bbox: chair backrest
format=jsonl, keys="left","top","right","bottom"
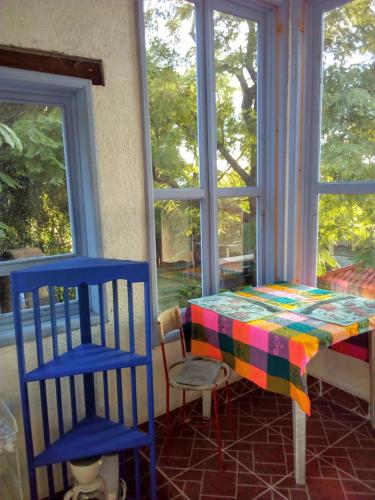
{"left": 157, "top": 306, "right": 186, "bottom": 358}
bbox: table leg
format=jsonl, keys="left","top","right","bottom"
{"left": 318, "top": 379, "right": 323, "bottom": 397}
{"left": 293, "top": 400, "right": 306, "bottom": 485}
{"left": 202, "top": 390, "right": 212, "bottom": 418}
{"left": 370, "top": 330, "right": 375, "bottom": 429}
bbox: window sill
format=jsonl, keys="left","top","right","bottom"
{"left": 0, "top": 312, "right": 101, "bottom": 348}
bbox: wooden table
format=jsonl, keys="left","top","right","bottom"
{"left": 189, "top": 283, "right": 375, "bottom": 484}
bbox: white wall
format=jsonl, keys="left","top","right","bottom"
{"left": 0, "top": 1, "right": 185, "bottom": 497}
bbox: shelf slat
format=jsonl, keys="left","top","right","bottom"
{"left": 33, "top": 416, "right": 151, "bottom": 467}
{"left": 25, "top": 344, "right": 148, "bottom": 381}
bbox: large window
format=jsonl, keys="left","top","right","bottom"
{"left": 0, "top": 68, "right": 101, "bottom": 339}
{"left": 303, "top": 0, "right": 375, "bottom": 296}
{"left": 142, "top": 0, "right": 274, "bottom": 313}
{"left": 0, "top": 103, "right": 74, "bottom": 314}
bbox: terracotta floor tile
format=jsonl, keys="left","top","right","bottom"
{"left": 156, "top": 480, "right": 186, "bottom": 500}
{"left": 189, "top": 449, "right": 239, "bottom": 473}
{"left": 200, "top": 470, "right": 237, "bottom": 497}
{"left": 189, "top": 405, "right": 265, "bottom": 448}
{"left": 236, "top": 388, "right": 292, "bottom": 422}
{"left": 318, "top": 427, "right": 375, "bottom": 491}
{"left": 145, "top": 378, "right": 373, "bottom": 499}
{"left": 155, "top": 426, "right": 219, "bottom": 478}
{"left": 306, "top": 477, "right": 346, "bottom": 500}
{"left": 236, "top": 484, "right": 274, "bottom": 498}
{"left": 173, "top": 478, "right": 202, "bottom": 499}
{"left": 268, "top": 397, "right": 363, "bottom": 455}
{"left": 274, "top": 454, "right": 375, "bottom": 500}
{"left": 324, "top": 386, "right": 369, "bottom": 419}
{"left": 225, "top": 427, "right": 295, "bottom": 485}
{"left": 355, "top": 420, "right": 375, "bottom": 444}
{"left": 345, "top": 494, "right": 375, "bottom": 499}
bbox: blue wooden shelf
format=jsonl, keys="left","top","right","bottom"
{"left": 24, "top": 344, "right": 148, "bottom": 381}
{"left": 33, "top": 416, "right": 151, "bottom": 467}
{"left": 11, "top": 256, "right": 157, "bottom": 500}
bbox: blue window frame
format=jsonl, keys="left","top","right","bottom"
{"left": 0, "top": 67, "right": 102, "bottom": 344}
{"left": 138, "top": 0, "right": 285, "bottom": 321}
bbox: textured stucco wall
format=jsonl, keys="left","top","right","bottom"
{"left": 0, "top": 1, "right": 184, "bottom": 497}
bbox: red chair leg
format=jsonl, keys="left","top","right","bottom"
{"left": 225, "top": 381, "right": 234, "bottom": 418}
{"left": 182, "top": 389, "right": 187, "bottom": 421}
{"left": 225, "top": 381, "right": 236, "bottom": 432}
{"left": 212, "top": 387, "right": 224, "bottom": 471}
{"left": 165, "top": 384, "right": 171, "bottom": 461}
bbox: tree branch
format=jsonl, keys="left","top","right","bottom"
{"left": 217, "top": 141, "right": 253, "bottom": 186}
{"left": 152, "top": 161, "right": 179, "bottom": 188}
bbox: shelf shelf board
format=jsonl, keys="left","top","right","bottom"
{"left": 25, "top": 344, "right": 148, "bottom": 381}
{"left": 33, "top": 415, "right": 151, "bottom": 467}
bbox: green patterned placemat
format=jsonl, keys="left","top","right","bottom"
{"left": 296, "top": 295, "right": 375, "bottom": 326}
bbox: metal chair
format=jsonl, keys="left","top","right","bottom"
{"left": 157, "top": 306, "right": 231, "bottom": 469}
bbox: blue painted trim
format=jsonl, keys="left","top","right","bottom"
{"left": 0, "top": 67, "right": 103, "bottom": 338}
{"left": 11, "top": 257, "right": 157, "bottom": 499}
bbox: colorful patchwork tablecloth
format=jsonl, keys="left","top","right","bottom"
{"left": 189, "top": 282, "right": 375, "bottom": 415}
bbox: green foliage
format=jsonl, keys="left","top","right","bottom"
{"left": 318, "top": 0, "right": 375, "bottom": 274}
{"left": 0, "top": 123, "right": 23, "bottom": 152}
{"left": 0, "top": 103, "right": 72, "bottom": 257}
{"left": 177, "top": 283, "right": 201, "bottom": 308}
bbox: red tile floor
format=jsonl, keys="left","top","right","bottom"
{"left": 129, "top": 377, "right": 375, "bottom": 500}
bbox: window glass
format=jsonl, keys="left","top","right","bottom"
{"left": 0, "top": 277, "right": 76, "bottom": 316}
{"left": 214, "top": 12, "right": 258, "bottom": 188}
{"left": 218, "top": 197, "right": 256, "bottom": 290}
{"left": 320, "top": 0, "right": 375, "bottom": 182}
{"left": 0, "top": 103, "right": 72, "bottom": 257}
{"left": 317, "top": 194, "right": 375, "bottom": 297}
{"left": 144, "top": 0, "right": 199, "bottom": 189}
{"left": 0, "top": 102, "right": 73, "bottom": 314}
{"left": 155, "top": 200, "right": 201, "bottom": 311}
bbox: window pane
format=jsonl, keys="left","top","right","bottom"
{"left": 0, "top": 103, "right": 73, "bottom": 267}
{"left": 214, "top": 12, "right": 258, "bottom": 188}
{"left": 155, "top": 200, "right": 201, "bottom": 311}
{"left": 0, "top": 275, "right": 76, "bottom": 315}
{"left": 145, "top": 0, "right": 199, "bottom": 189}
{"left": 218, "top": 197, "right": 256, "bottom": 290}
{"left": 317, "top": 194, "right": 375, "bottom": 297}
{"left": 320, "top": 0, "right": 375, "bottom": 182}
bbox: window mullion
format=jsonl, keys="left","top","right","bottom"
{"left": 316, "top": 182, "right": 375, "bottom": 195}
{"left": 300, "top": 1, "right": 324, "bottom": 285}
{"left": 205, "top": 0, "right": 220, "bottom": 293}
{"left": 195, "top": 0, "right": 211, "bottom": 297}
{"left": 153, "top": 189, "right": 205, "bottom": 201}
{"left": 216, "top": 187, "right": 262, "bottom": 198}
